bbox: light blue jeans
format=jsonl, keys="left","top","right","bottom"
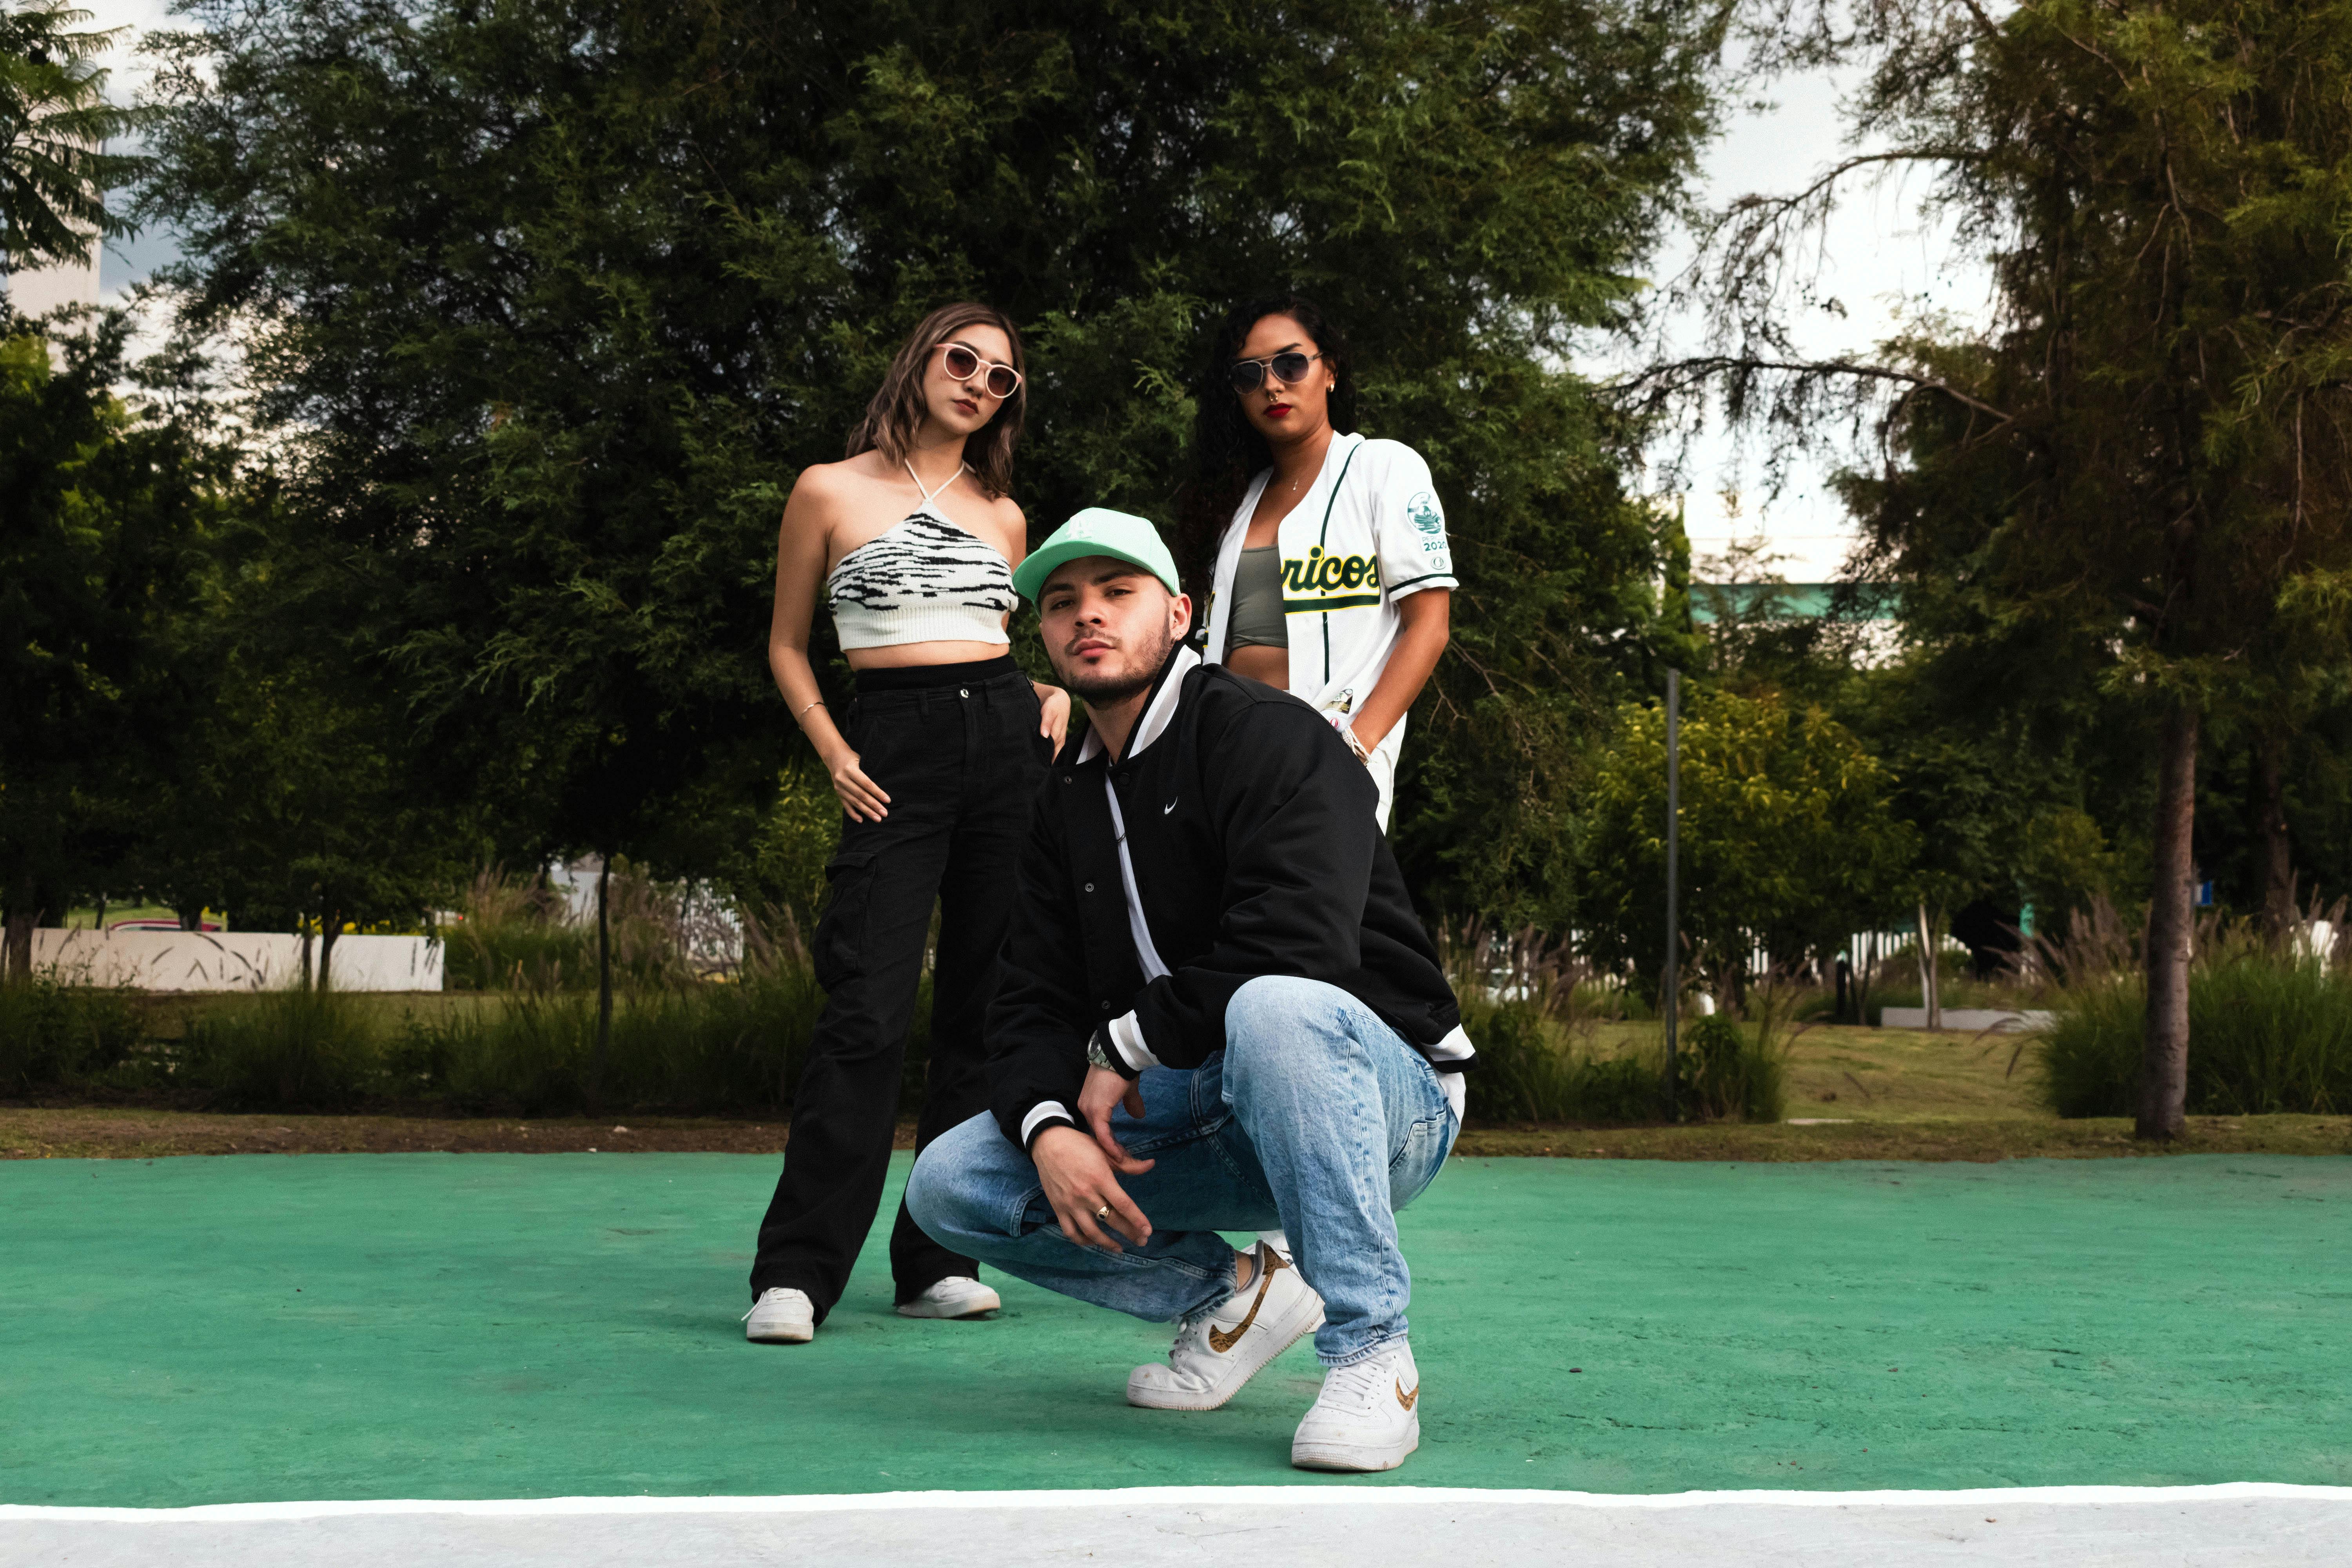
{"left": 905, "top": 975, "right": 1457, "bottom": 1366}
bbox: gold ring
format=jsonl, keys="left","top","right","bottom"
{"left": 1095, "top": 1204, "right": 1112, "bottom": 1220}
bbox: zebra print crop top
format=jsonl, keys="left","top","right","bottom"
{"left": 826, "top": 507, "right": 1018, "bottom": 650}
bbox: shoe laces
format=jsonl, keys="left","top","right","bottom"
{"left": 1321, "top": 1353, "right": 1397, "bottom": 1412}
{"left": 742, "top": 1287, "right": 798, "bottom": 1322}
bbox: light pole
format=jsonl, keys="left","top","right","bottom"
{"left": 1664, "top": 668, "right": 1680, "bottom": 1121}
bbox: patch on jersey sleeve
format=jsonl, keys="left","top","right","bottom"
{"left": 1406, "top": 490, "right": 1445, "bottom": 540}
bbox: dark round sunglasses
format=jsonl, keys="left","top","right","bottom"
{"left": 1228, "top": 350, "right": 1323, "bottom": 394}
{"left": 935, "top": 341, "right": 1023, "bottom": 400}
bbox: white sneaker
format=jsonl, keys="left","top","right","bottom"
{"left": 895, "top": 1275, "right": 1002, "bottom": 1319}
{"left": 1291, "top": 1339, "right": 1422, "bottom": 1472}
{"left": 1127, "top": 1243, "right": 1324, "bottom": 1412}
{"left": 742, "top": 1287, "right": 815, "bottom": 1343}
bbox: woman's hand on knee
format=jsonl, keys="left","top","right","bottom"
{"left": 1033, "top": 1125, "right": 1152, "bottom": 1252}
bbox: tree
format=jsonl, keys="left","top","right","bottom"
{"left": 2, "top": 1, "right": 145, "bottom": 273}
{"left": 138, "top": 0, "right": 1735, "bottom": 978}
{"left": 1582, "top": 685, "right": 1914, "bottom": 1004}
{"left": 0, "top": 314, "right": 221, "bottom": 976}
{"left": 1659, "top": 0, "right": 2352, "bottom": 1138}
{"left": 136, "top": 490, "right": 483, "bottom": 985}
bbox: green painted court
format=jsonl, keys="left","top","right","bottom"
{"left": 3, "top": 1152, "right": 2347, "bottom": 1511}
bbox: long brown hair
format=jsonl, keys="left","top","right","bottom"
{"left": 1173, "top": 293, "right": 1356, "bottom": 586}
{"left": 846, "top": 303, "right": 1027, "bottom": 499}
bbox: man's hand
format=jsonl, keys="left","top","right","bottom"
{"left": 1078, "top": 1063, "right": 1151, "bottom": 1173}
{"left": 1032, "top": 1125, "right": 1152, "bottom": 1252}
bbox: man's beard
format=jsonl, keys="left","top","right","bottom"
{"left": 1058, "top": 625, "right": 1177, "bottom": 705}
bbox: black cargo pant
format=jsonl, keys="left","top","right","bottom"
{"left": 750, "top": 655, "right": 1051, "bottom": 1320}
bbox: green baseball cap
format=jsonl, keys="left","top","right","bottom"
{"left": 1012, "top": 508, "right": 1183, "bottom": 603}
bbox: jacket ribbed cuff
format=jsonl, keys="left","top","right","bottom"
{"left": 1020, "top": 1101, "right": 1078, "bottom": 1152}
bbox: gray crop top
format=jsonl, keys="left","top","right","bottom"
{"left": 1226, "top": 545, "right": 1287, "bottom": 650}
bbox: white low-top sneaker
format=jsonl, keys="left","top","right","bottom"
{"left": 742, "top": 1286, "right": 815, "bottom": 1344}
{"left": 1290, "top": 1339, "right": 1421, "bottom": 1472}
{"left": 1127, "top": 1243, "right": 1324, "bottom": 1412}
{"left": 895, "top": 1276, "right": 1002, "bottom": 1319}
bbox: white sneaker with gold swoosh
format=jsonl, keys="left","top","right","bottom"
{"left": 1126, "top": 1242, "right": 1324, "bottom": 1411}
{"left": 1290, "top": 1339, "right": 1421, "bottom": 1472}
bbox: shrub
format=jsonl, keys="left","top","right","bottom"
{"left": 2038, "top": 947, "right": 2352, "bottom": 1117}
{"left": 1677, "top": 1013, "right": 1786, "bottom": 1123}
{"left": 0, "top": 979, "right": 143, "bottom": 1094}
{"left": 179, "top": 989, "right": 385, "bottom": 1109}
{"left": 394, "top": 949, "right": 857, "bottom": 1116}
{"left": 1464, "top": 996, "right": 1665, "bottom": 1123}
{"left": 1463, "top": 998, "right": 1782, "bottom": 1125}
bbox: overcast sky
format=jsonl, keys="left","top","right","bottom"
{"left": 74, "top": 4, "right": 1994, "bottom": 577}
{"left": 1657, "top": 59, "right": 1995, "bottom": 578}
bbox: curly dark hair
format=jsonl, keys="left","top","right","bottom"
{"left": 1172, "top": 293, "right": 1357, "bottom": 587}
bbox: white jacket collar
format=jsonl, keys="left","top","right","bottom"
{"left": 1076, "top": 646, "right": 1200, "bottom": 765}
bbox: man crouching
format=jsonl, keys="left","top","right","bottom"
{"left": 904, "top": 509, "right": 1474, "bottom": 1473}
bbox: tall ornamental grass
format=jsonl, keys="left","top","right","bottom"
{"left": 180, "top": 988, "right": 384, "bottom": 1107}
{"left": 2039, "top": 949, "right": 2352, "bottom": 1117}
{"left": 2029, "top": 899, "right": 2352, "bottom": 1116}
{"left": 173, "top": 956, "right": 848, "bottom": 1115}
{"left": 440, "top": 866, "right": 694, "bottom": 991}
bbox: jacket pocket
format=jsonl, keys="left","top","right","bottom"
{"left": 811, "top": 849, "right": 878, "bottom": 992}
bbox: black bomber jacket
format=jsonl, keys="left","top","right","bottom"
{"left": 985, "top": 648, "right": 1470, "bottom": 1150}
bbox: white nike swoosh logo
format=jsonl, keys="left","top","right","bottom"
{"left": 1162, "top": 799, "right": 1178, "bottom": 814}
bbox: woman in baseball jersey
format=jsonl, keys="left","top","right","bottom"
{"left": 1177, "top": 294, "right": 1453, "bottom": 829}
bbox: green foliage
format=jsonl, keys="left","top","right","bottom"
{"left": 0, "top": 2, "right": 149, "bottom": 271}
{"left": 0, "top": 314, "right": 225, "bottom": 946}
{"left": 2039, "top": 948, "right": 2352, "bottom": 1118}
{"left": 720, "top": 763, "right": 843, "bottom": 952}
{"left": 0, "top": 975, "right": 140, "bottom": 1092}
{"left": 1458, "top": 995, "right": 1784, "bottom": 1124}
{"left": 179, "top": 987, "right": 380, "bottom": 1108}
{"left": 1461, "top": 997, "right": 1666, "bottom": 1124}
{"left": 136, "top": 0, "right": 1731, "bottom": 915}
{"left": 1675, "top": 1013, "right": 1786, "bottom": 1124}
{"left": 1582, "top": 686, "right": 1915, "bottom": 986}
{"left": 163, "top": 953, "right": 850, "bottom": 1115}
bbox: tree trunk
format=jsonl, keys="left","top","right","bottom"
{"left": 2, "top": 891, "right": 32, "bottom": 984}
{"left": 318, "top": 911, "right": 341, "bottom": 993}
{"left": 2139, "top": 702, "right": 2200, "bottom": 1141}
{"left": 1916, "top": 902, "right": 1942, "bottom": 1030}
{"left": 2257, "top": 734, "right": 2296, "bottom": 946}
{"left": 592, "top": 855, "right": 613, "bottom": 1109}
{"left": 298, "top": 915, "right": 314, "bottom": 993}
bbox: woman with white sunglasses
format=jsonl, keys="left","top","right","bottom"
{"left": 1178, "top": 294, "right": 1454, "bottom": 830}
{"left": 745, "top": 302, "right": 1069, "bottom": 1345}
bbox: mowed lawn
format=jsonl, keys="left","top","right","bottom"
{"left": 4, "top": 1015, "right": 2348, "bottom": 1161}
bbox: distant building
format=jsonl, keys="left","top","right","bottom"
{"left": 4, "top": 237, "right": 103, "bottom": 317}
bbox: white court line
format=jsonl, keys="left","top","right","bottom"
{"left": 7, "top": 1481, "right": 2347, "bottom": 1523}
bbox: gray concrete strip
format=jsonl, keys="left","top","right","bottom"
{"left": 6, "top": 1486, "right": 2348, "bottom": 1567}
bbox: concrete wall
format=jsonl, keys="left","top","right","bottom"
{"left": 1878, "top": 1006, "right": 2053, "bottom": 1033}
{"left": 31, "top": 930, "right": 443, "bottom": 993}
